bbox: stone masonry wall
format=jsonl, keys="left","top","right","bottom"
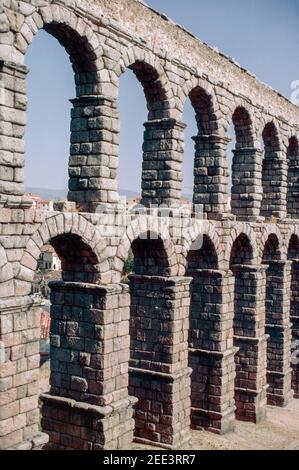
{"left": 0, "top": 0, "right": 299, "bottom": 451}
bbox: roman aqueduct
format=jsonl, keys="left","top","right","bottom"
{"left": 0, "top": 0, "right": 299, "bottom": 450}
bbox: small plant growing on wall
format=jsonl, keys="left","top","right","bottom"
{"left": 122, "top": 249, "right": 134, "bottom": 283}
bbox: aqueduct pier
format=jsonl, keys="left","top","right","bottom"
{"left": 0, "top": 0, "right": 299, "bottom": 450}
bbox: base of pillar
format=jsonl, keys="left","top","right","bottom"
{"left": 129, "top": 366, "right": 191, "bottom": 449}
{"left": 191, "top": 406, "right": 236, "bottom": 435}
{"left": 235, "top": 385, "right": 268, "bottom": 424}
{"left": 267, "top": 366, "right": 293, "bottom": 407}
{"left": 207, "top": 212, "right": 236, "bottom": 221}
{"left": 133, "top": 435, "right": 191, "bottom": 451}
{"left": 40, "top": 393, "right": 137, "bottom": 450}
{"left": 8, "top": 433, "right": 49, "bottom": 451}
{"left": 267, "top": 389, "right": 294, "bottom": 407}
{"left": 189, "top": 347, "right": 237, "bottom": 435}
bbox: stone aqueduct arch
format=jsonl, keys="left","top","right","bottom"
{"left": 0, "top": 0, "right": 299, "bottom": 450}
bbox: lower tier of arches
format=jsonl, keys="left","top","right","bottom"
{"left": 0, "top": 266, "right": 298, "bottom": 450}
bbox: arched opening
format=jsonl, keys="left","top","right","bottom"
{"left": 261, "top": 122, "right": 284, "bottom": 218}
{"left": 24, "top": 23, "right": 98, "bottom": 208}
{"left": 262, "top": 234, "right": 281, "bottom": 262}
{"left": 189, "top": 87, "right": 226, "bottom": 216}
{"left": 287, "top": 136, "right": 299, "bottom": 219}
{"left": 186, "top": 235, "right": 233, "bottom": 432}
{"left": 34, "top": 241, "right": 62, "bottom": 393}
{"left": 37, "top": 233, "right": 99, "bottom": 387}
{"left": 31, "top": 233, "right": 103, "bottom": 448}
{"left": 232, "top": 107, "right": 254, "bottom": 150}
{"left": 118, "top": 60, "right": 172, "bottom": 208}
{"left": 128, "top": 61, "right": 168, "bottom": 120}
{"left": 131, "top": 233, "right": 171, "bottom": 276}
{"left": 287, "top": 234, "right": 299, "bottom": 398}
{"left": 25, "top": 30, "right": 75, "bottom": 196}
{"left": 288, "top": 234, "right": 299, "bottom": 260}
{"left": 189, "top": 87, "right": 217, "bottom": 137}
{"left": 118, "top": 69, "right": 147, "bottom": 203}
{"left": 230, "top": 234, "right": 264, "bottom": 421}
{"left": 127, "top": 233, "right": 190, "bottom": 447}
{"left": 50, "top": 234, "right": 99, "bottom": 283}
{"left": 227, "top": 122, "right": 235, "bottom": 213}
{"left": 230, "top": 107, "right": 255, "bottom": 218}
{"left": 182, "top": 98, "right": 197, "bottom": 203}
{"left": 187, "top": 234, "right": 218, "bottom": 272}
{"left": 230, "top": 233, "right": 253, "bottom": 265}
{"left": 42, "top": 23, "right": 98, "bottom": 76}
{"left": 262, "top": 234, "right": 290, "bottom": 406}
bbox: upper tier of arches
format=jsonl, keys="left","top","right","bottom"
{"left": 1, "top": 1, "right": 299, "bottom": 220}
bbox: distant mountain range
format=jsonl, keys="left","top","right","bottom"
{"left": 25, "top": 187, "right": 140, "bottom": 201}
{"left": 26, "top": 187, "right": 68, "bottom": 200}
{"left": 25, "top": 187, "right": 192, "bottom": 202}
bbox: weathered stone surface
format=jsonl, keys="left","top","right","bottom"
{"left": 0, "top": 0, "right": 299, "bottom": 453}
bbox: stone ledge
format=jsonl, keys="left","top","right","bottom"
{"left": 0, "top": 59, "right": 29, "bottom": 74}
{"left": 40, "top": 393, "right": 137, "bottom": 418}
{"left": 234, "top": 334, "right": 270, "bottom": 344}
{"left": 0, "top": 195, "right": 33, "bottom": 209}
{"left": 8, "top": 433, "right": 49, "bottom": 451}
{"left": 207, "top": 213, "right": 237, "bottom": 222}
{"left": 70, "top": 95, "right": 117, "bottom": 106}
{"left": 187, "top": 268, "right": 234, "bottom": 277}
{"left": 267, "top": 389, "right": 294, "bottom": 407}
{"left": 129, "top": 366, "right": 192, "bottom": 382}
{"left": 144, "top": 118, "right": 186, "bottom": 130}
{"left": 267, "top": 368, "right": 293, "bottom": 377}
{"left": 129, "top": 274, "right": 192, "bottom": 285}
{"left": 0, "top": 295, "right": 41, "bottom": 312}
{"left": 231, "top": 263, "right": 268, "bottom": 272}
{"left": 265, "top": 323, "right": 293, "bottom": 331}
{"left": 49, "top": 281, "right": 128, "bottom": 295}
{"left": 189, "top": 346, "right": 238, "bottom": 359}
{"left": 235, "top": 384, "right": 269, "bottom": 397}
{"left": 191, "top": 406, "right": 236, "bottom": 419}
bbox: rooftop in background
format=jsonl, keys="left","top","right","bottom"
{"left": 25, "top": 193, "right": 54, "bottom": 211}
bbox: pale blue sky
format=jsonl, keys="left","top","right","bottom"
{"left": 25, "top": 0, "right": 299, "bottom": 194}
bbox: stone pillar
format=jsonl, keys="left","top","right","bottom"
{"left": 287, "top": 155, "right": 299, "bottom": 219}
{"left": 192, "top": 134, "right": 230, "bottom": 219}
{"left": 188, "top": 269, "right": 236, "bottom": 434}
{"left": 232, "top": 264, "right": 268, "bottom": 423}
{"left": 69, "top": 95, "right": 119, "bottom": 212}
{"left": 264, "top": 260, "right": 293, "bottom": 406}
{"left": 41, "top": 282, "right": 136, "bottom": 450}
{"left": 261, "top": 152, "right": 287, "bottom": 219}
{"left": 0, "top": 296, "right": 48, "bottom": 450}
{"left": 290, "top": 260, "right": 299, "bottom": 398}
{"left": 231, "top": 147, "right": 263, "bottom": 220}
{"left": 141, "top": 119, "right": 185, "bottom": 208}
{"left": 129, "top": 275, "right": 191, "bottom": 449}
{"left": 0, "top": 60, "right": 27, "bottom": 203}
